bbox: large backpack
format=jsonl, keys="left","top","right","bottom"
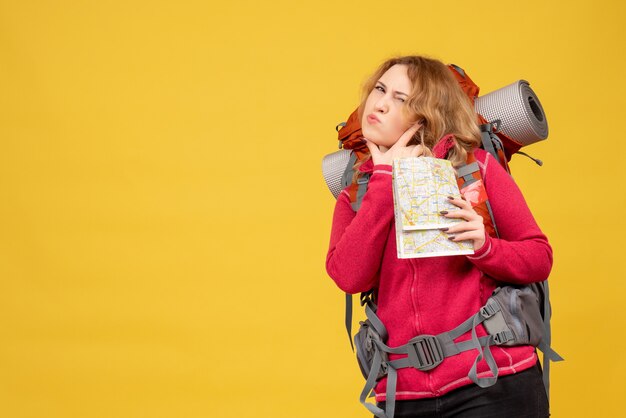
{"left": 322, "top": 65, "right": 563, "bottom": 418}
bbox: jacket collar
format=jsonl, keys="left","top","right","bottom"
{"left": 358, "top": 158, "right": 374, "bottom": 173}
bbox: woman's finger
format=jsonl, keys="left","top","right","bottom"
{"left": 421, "top": 146, "right": 434, "bottom": 157}
{"left": 411, "top": 144, "right": 425, "bottom": 157}
{"left": 447, "top": 230, "right": 482, "bottom": 242}
{"left": 444, "top": 221, "right": 483, "bottom": 235}
{"left": 440, "top": 208, "right": 481, "bottom": 222}
{"left": 447, "top": 229, "right": 486, "bottom": 251}
{"left": 446, "top": 196, "right": 472, "bottom": 210}
{"left": 443, "top": 220, "right": 482, "bottom": 234}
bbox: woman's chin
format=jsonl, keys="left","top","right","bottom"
{"left": 362, "top": 132, "right": 382, "bottom": 146}
{"left": 366, "top": 138, "right": 391, "bottom": 148}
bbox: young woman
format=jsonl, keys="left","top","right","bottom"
{"left": 326, "top": 56, "right": 552, "bottom": 417}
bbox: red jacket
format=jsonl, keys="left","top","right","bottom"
{"left": 325, "top": 148, "right": 553, "bottom": 401}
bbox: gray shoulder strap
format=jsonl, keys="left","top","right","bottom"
{"left": 322, "top": 149, "right": 370, "bottom": 211}
{"left": 537, "top": 280, "right": 564, "bottom": 398}
{"left": 456, "top": 160, "right": 500, "bottom": 238}
{"left": 359, "top": 348, "right": 389, "bottom": 418}
{"left": 479, "top": 123, "right": 501, "bottom": 165}
{"left": 341, "top": 151, "right": 357, "bottom": 190}
{"left": 345, "top": 293, "right": 354, "bottom": 351}
{"left": 352, "top": 173, "right": 371, "bottom": 211}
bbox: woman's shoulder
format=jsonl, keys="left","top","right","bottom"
{"left": 470, "top": 148, "right": 507, "bottom": 176}
{"left": 471, "top": 148, "right": 491, "bottom": 165}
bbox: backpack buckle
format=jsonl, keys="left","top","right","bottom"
{"left": 493, "top": 330, "right": 515, "bottom": 345}
{"left": 357, "top": 175, "right": 370, "bottom": 185}
{"left": 406, "top": 335, "right": 444, "bottom": 371}
{"left": 480, "top": 302, "right": 499, "bottom": 319}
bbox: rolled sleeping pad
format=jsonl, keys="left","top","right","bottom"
{"left": 322, "top": 149, "right": 351, "bottom": 199}
{"left": 475, "top": 80, "right": 549, "bottom": 146}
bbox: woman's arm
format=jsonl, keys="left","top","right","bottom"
{"left": 463, "top": 151, "right": 553, "bottom": 284}
{"left": 325, "top": 165, "right": 395, "bottom": 294}
{"left": 327, "top": 126, "right": 425, "bottom": 293}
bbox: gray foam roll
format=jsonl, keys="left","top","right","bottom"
{"left": 322, "top": 149, "right": 351, "bottom": 198}
{"left": 475, "top": 80, "right": 549, "bottom": 146}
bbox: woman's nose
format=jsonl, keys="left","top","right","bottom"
{"left": 374, "top": 96, "right": 389, "bottom": 113}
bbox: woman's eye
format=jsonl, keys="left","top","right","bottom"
{"left": 375, "top": 85, "right": 385, "bottom": 93}
{"left": 396, "top": 97, "right": 406, "bottom": 103}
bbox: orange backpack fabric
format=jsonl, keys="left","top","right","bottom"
{"left": 456, "top": 152, "right": 498, "bottom": 237}
{"left": 337, "top": 108, "right": 367, "bottom": 154}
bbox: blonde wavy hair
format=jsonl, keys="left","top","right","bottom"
{"left": 353, "top": 56, "right": 481, "bottom": 179}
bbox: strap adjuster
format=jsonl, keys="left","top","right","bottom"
{"left": 357, "top": 174, "right": 370, "bottom": 185}
{"left": 480, "top": 303, "right": 499, "bottom": 319}
{"left": 493, "top": 330, "right": 515, "bottom": 345}
{"left": 406, "top": 335, "right": 444, "bottom": 371}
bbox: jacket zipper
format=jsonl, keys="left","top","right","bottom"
{"left": 408, "top": 258, "right": 436, "bottom": 394}
{"left": 408, "top": 259, "right": 420, "bottom": 336}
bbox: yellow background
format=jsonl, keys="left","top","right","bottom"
{"left": 1, "top": 1, "right": 624, "bottom": 417}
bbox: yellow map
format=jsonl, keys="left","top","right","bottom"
{"left": 392, "top": 157, "right": 474, "bottom": 259}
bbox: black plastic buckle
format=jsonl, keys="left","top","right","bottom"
{"left": 406, "top": 335, "right": 444, "bottom": 371}
{"left": 359, "top": 290, "right": 376, "bottom": 307}
{"left": 480, "top": 304, "right": 498, "bottom": 319}
{"left": 493, "top": 330, "right": 514, "bottom": 345}
{"left": 357, "top": 174, "right": 371, "bottom": 185}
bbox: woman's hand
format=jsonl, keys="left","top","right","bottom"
{"left": 364, "top": 124, "right": 425, "bottom": 166}
{"left": 441, "top": 196, "right": 486, "bottom": 251}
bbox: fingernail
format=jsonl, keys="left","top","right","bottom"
{"left": 447, "top": 236, "right": 455, "bottom": 241}
{"left": 447, "top": 196, "right": 454, "bottom": 200}
{"left": 440, "top": 211, "right": 448, "bottom": 215}
{"left": 441, "top": 227, "right": 449, "bottom": 232}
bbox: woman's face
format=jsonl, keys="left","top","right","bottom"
{"left": 361, "top": 64, "right": 414, "bottom": 148}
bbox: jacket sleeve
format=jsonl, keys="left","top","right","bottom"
{"left": 325, "top": 165, "right": 395, "bottom": 294}
{"left": 466, "top": 152, "right": 553, "bottom": 284}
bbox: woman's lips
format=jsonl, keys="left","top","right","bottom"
{"left": 367, "top": 114, "right": 380, "bottom": 124}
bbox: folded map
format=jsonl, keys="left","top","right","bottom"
{"left": 392, "top": 157, "right": 475, "bottom": 259}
